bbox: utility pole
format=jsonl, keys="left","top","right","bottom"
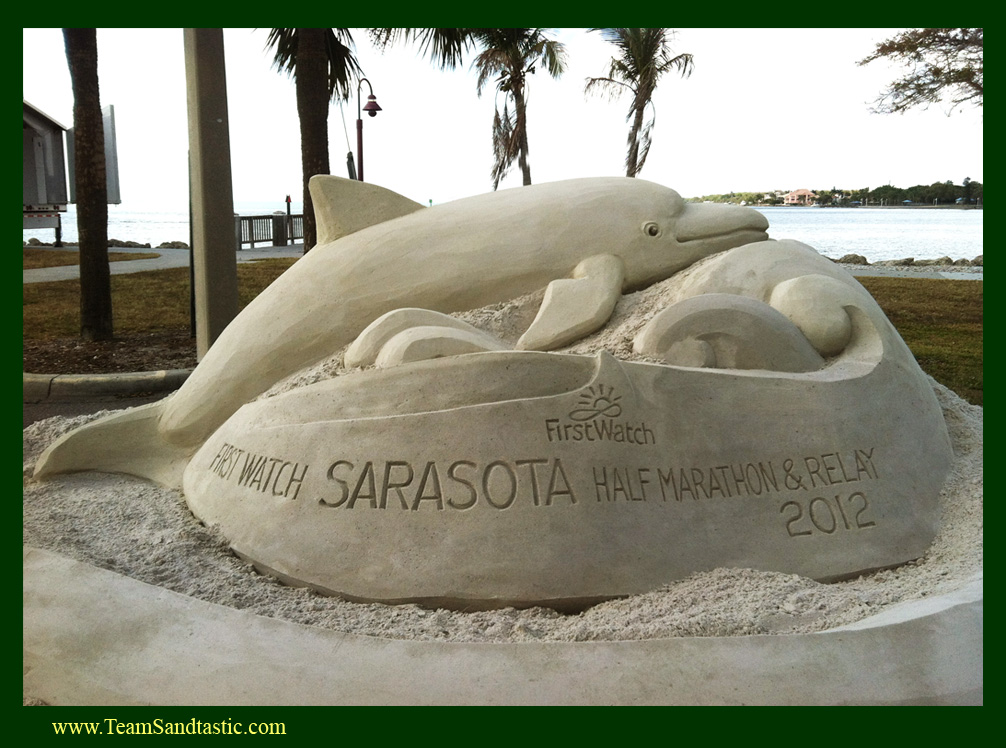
{"left": 183, "top": 28, "right": 239, "bottom": 359}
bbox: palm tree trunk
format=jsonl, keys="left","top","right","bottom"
{"left": 64, "top": 28, "right": 113, "bottom": 340}
{"left": 626, "top": 103, "right": 646, "bottom": 178}
{"left": 296, "top": 28, "right": 330, "bottom": 252}
{"left": 512, "top": 85, "right": 532, "bottom": 186}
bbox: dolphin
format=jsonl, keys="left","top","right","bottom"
{"left": 33, "top": 176, "right": 768, "bottom": 485}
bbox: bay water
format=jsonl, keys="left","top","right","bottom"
{"left": 757, "top": 207, "right": 983, "bottom": 263}
{"left": 24, "top": 202, "right": 983, "bottom": 264}
{"left": 22, "top": 201, "right": 299, "bottom": 251}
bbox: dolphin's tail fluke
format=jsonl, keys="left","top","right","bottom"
{"left": 32, "top": 399, "right": 194, "bottom": 488}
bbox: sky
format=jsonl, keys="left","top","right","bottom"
{"left": 23, "top": 27, "right": 983, "bottom": 212}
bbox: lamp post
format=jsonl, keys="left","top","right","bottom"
{"left": 356, "top": 78, "right": 381, "bottom": 182}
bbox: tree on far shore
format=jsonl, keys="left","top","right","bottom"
{"left": 858, "top": 28, "right": 983, "bottom": 114}
{"left": 64, "top": 28, "right": 113, "bottom": 340}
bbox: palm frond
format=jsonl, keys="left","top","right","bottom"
{"left": 473, "top": 46, "right": 511, "bottom": 95}
{"left": 536, "top": 38, "right": 567, "bottom": 78}
{"left": 584, "top": 75, "right": 631, "bottom": 101}
{"left": 490, "top": 101, "right": 520, "bottom": 190}
{"left": 369, "top": 28, "right": 473, "bottom": 69}
{"left": 263, "top": 28, "right": 362, "bottom": 102}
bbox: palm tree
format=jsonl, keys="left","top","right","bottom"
{"left": 63, "top": 28, "right": 113, "bottom": 340}
{"left": 265, "top": 28, "right": 362, "bottom": 251}
{"left": 372, "top": 28, "right": 566, "bottom": 190}
{"left": 585, "top": 28, "right": 693, "bottom": 178}
{"left": 473, "top": 29, "right": 566, "bottom": 189}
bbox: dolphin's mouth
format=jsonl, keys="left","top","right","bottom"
{"left": 674, "top": 202, "right": 769, "bottom": 245}
{"left": 679, "top": 227, "right": 769, "bottom": 249}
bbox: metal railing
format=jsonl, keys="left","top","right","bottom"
{"left": 235, "top": 214, "right": 304, "bottom": 249}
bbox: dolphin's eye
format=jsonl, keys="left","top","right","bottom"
{"left": 642, "top": 221, "right": 661, "bottom": 237}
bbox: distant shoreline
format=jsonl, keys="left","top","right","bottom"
{"left": 779, "top": 204, "right": 983, "bottom": 210}
{"left": 694, "top": 203, "right": 984, "bottom": 211}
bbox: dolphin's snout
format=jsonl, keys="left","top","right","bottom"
{"left": 674, "top": 202, "right": 769, "bottom": 243}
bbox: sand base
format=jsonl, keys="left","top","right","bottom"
{"left": 23, "top": 377, "right": 981, "bottom": 704}
{"left": 23, "top": 546, "right": 981, "bottom": 705}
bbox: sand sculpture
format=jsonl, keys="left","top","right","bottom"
{"left": 34, "top": 176, "right": 954, "bottom": 611}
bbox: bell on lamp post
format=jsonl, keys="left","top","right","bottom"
{"left": 356, "top": 78, "right": 382, "bottom": 182}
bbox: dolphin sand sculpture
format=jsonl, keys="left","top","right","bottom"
{"left": 34, "top": 176, "right": 769, "bottom": 485}
{"left": 32, "top": 176, "right": 955, "bottom": 610}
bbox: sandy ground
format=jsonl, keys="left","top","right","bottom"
{"left": 23, "top": 266, "right": 983, "bottom": 643}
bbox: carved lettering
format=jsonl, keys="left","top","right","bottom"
{"left": 208, "top": 442, "right": 244, "bottom": 480}
{"left": 803, "top": 449, "right": 880, "bottom": 488}
{"left": 592, "top": 465, "right": 651, "bottom": 502}
{"left": 804, "top": 456, "right": 827, "bottom": 488}
{"left": 321, "top": 460, "right": 353, "bottom": 507}
{"left": 271, "top": 460, "right": 308, "bottom": 500}
{"left": 657, "top": 468, "right": 675, "bottom": 502}
{"left": 546, "top": 459, "right": 576, "bottom": 505}
{"left": 347, "top": 462, "right": 378, "bottom": 509}
{"left": 781, "top": 501, "right": 812, "bottom": 537}
{"left": 544, "top": 418, "right": 655, "bottom": 446}
{"left": 781, "top": 492, "right": 878, "bottom": 537}
{"left": 412, "top": 462, "right": 444, "bottom": 511}
{"left": 446, "top": 461, "right": 478, "bottom": 510}
{"left": 321, "top": 458, "right": 575, "bottom": 511}
{"left": 516, "top": 459, "right": 548, "bottom": 506}
{"left": 809, "top": 497, "right": 837, "bottom": 533}
{"left": 729, "top": 463, "right": 748, "bottom": 496}
{"left": 206, "top": 443, "right": 309, "bottom": 500}
{"left": 851, "top": 491, "right": 876, "bottom": 528}
{"left": 855, "top": 449, "right": 879, "bottom": 480}
{"left": 482, "top": 461, "right": 517, "bottom": 509}
{"left": 207, "top": 444, "right": 883, "bottom": 517}
{"left": 381, "top": 461, "right": 414, "bottom": 510}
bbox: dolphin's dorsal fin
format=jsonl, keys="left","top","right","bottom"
{"left": 309, "top": 175, "right": 426, "bottom": 245}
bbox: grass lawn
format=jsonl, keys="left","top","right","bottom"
{"left": 856, "top": 277, "right": 982, "bottom": 405}
{"left": 23, "top": 259, "right": 983, "bottom": 405}
{"left": 23, "top": 248, "right": 160, "bottom": 269}
{"left": 23, "top": 259, "right": 297, "bottom": 340}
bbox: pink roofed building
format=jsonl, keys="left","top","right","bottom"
{"left": 783, "top": 189, "right": 817, "bottom": 205}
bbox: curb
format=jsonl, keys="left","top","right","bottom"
{"left": 23, "top": 369, "right": 191, "bottom": 402}
{"left": 24, "top": 547, "right": 983, "bottom": 705}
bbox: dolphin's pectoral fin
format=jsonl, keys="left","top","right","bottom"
{"left": 346, "top": 308, "right": 507, "bottom": 369}
{"left": 32, "top": 400, "right": 193, "bottom": 488}
{"left": 768, "top": 274, "right": 873, "bottom": 358}
{"left": 516, "top": 254, "right": 625, "bottom": 352}
{"left": 633, "top": 293, "right": 825, "bottom": 372}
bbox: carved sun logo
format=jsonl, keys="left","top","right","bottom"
{"left": 569, "top": 385, "right": 622, "bottom": 422}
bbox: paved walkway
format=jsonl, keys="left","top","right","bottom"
{"left": 23, "top": 244, "right": 305, "bottom": 284}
